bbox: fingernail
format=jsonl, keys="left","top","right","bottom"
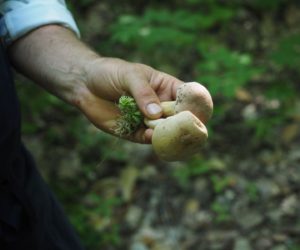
{"left": 146, "top": 103, "right": 162, "bottom": 116}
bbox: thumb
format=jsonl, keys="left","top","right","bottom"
{"left": 128, "top": 79, "right": 162, "bottom": 120}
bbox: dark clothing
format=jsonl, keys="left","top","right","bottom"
{"left": 0, "top": 43, "right": 84, "bottom": 249}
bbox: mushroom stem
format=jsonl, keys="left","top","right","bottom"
{"left": 161, "top": 101, "right": 176, "bottom": 117}
{"left": 144, "top": 118, "right": 165, "bottom": 129}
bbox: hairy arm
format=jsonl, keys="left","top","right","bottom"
{"left": 8, "top": 25, "right": 96, "bottom": 106}
{"left": 8, "top": 25, "right": 183, "bottom": 143}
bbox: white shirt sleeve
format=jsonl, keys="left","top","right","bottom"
{"left": 0, "top": 0, "right": 80, "bottom": 46}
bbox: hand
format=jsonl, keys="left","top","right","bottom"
{"left": 8, "top": 25, "right": 184, "bottom": 144}
{"left": 77, "top": 58, "right": 183, "bottom": 143}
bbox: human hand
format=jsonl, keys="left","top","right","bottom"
{"left": 76, "top": 57, "right": 184, "bottom": 144}
{"left": 8, "top": 25, "right": 211, "bottom": 145}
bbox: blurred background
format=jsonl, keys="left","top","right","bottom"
{"left": 16, "top": 0, "right": 300, "bottom": 249}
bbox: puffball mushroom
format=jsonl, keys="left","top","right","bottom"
{"left": 145, "top": 111, "right": 208, "bottom": 161}
{"left": 161, "top": 82, "right": 213, "bottom": 124}
{"left": 144, "top": 81, "right": 213, "bottom": 161}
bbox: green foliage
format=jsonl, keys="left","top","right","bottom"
{"left": 17, "top": 80, "right": 70, "bottom": 134}
{"left": 264, "top": 83, "right": 297, "bottom": 102}
{"left": 247, "top": 115, "right": 284, "bottom": 141}
{"left": 250, "top": 0, "right": 285, "bottom": 10}
{"left": 172, "top": 157, "right": 226, "bottom": 187}
{"left": 271, "top": 33, "right": 300, "bottom": 70}
{"left": 210, "top": 174, "right": 234, "bottom": 193}
{"left": 110, "top": 4, "right": 235, "bottom": 70}
{"left": 111, "top": 6, "right": 234, "bottom": 48}
{"left": 211, "top": 200, "right": 231, "bottom": 223}
{"left": 110, "top": 4, "right": 264, "bottom": 101}
{"left": 112, "top": 11, "right": 195, "bottom": 49}
{"left": 246, "top": 182, "right": 259, "bottom": 202}
{"left": 288, "top": 244, "right": 300, "bottom": 250}
{"left": 69, "top": 194, "right": 122, "bottom": 248}
{"left": 197, "top": 44, "right": 264, "bottom": 97}
{"left": 246, "top": 83, "right": 298, "bottom": 141}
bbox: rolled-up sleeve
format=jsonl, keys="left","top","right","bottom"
{"left": 0, "top": 0, "right": 80, "bottom": 46}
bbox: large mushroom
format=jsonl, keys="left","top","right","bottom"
{"left": 145, "top": 82, "right": 213, "bottom": 161}
{"left": 145, "top": 111, "right": 208, "bottom": 161}
{"left": 161, "top": 82, "right": 213, "bottom": 124}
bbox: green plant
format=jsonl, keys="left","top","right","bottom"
{"left": 247, "top": 115, "right": 284, "bottom": 141}
{"left": 115, "top": 96, "right": 143, "bottom": 136}
{"left": 172, "top": 157, "right": 225, "bottom": 187}
{"left": 197, "top": 44, "right": 264, "bottom": 98}
{"left": 271, "top": 33, "right": 300, "bottom": 71}
{"left": 211, "top": 200, "right": 231, "bottom": 223}
{"left": 246, "top": 182, "right": 259, "bottom": 202}
{"left": 111, "top": 6, "right": 234, "bottom": 48}
{"left": 69, "top": 194, "right": 123, "bottom": 248}
{"left": 173, "top": 160, "right": 210, "bottom": 187}
{"left": 288, "top": 244, "right": 300, "bottom": 250}
{"left": 210, "top": 174, "right": 235, "bottom": 193}
{"left": 250, "top": 0, "right": 284, "bottom": 10}
{"left": 109, "top": 5, "right": 235, "bottom": 68}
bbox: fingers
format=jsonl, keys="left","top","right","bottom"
{"left": 124, "top": 64, "right": 184, "bottom": 120}
{"left": 131, "top": 84, "right": 162, "bottom": 119}
{"left": 79, "top": 91, "right": 153, "bottom": 144}
{"left": 124, "top": 66, "right": 163, "bottom": 120}
{"left": 150, "top": 71, "right": 184, "bottom": 101}
{"left": 124, "top": 127, "right": 153, "bottom": 144}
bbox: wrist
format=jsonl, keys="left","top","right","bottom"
{"left": 9, "top": 24, "right": 100, "bottom": 107}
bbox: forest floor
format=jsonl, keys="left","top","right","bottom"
{"left": 115, "top": 141, "right": 300, "bottom": 250}
{"left": 20, "top": 1, "right": 300, "bottom": 249}
{"left": 23, "top": 123, "right": 300, "bottom": 250}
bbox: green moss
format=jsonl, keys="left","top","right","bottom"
{"left": 115, "top": 96, "right": 143, "bottom": 136}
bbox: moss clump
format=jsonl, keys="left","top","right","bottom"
{"left": 115, "top": 96, "right": 143, "bottom": 136}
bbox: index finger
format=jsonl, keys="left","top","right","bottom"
{"left": 149, "top": 71, "right": 184, "bottom": 102}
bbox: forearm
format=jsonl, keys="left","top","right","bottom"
{"left": 8, "top": 25, "right": 98, "bottom": 106}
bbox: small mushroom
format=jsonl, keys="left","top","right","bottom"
{"left": 161, "top": 82, "right": 213, "bottom": 124}
{"left": 145, "top": 111, "right": 208, "bottom": 161}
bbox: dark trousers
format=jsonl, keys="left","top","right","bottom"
{"left": 0, "top": 43, "right": 84, "bottom": 250}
